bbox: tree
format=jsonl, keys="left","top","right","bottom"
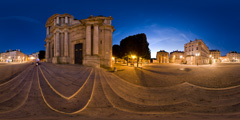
{"left": 120, "top": 33, "right": 151, "bottom": 67}
{"left": 39, "top": 50, "right": 45, "bottom": 60}
{"left": 112, "top": 44, "right": 122, "bottom": 63}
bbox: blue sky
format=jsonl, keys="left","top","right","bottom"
{"left": 0, "top": 0, "right": 239, "bottom": 57}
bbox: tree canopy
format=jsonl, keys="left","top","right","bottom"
{"left": 39, "top": 50, "right": 45, "bottom": 60}
{"left": 120, "top": 33, "right": 150, "bottom": 59}
{"left": 112, "top": 44, "right": 122, "bottom": 58}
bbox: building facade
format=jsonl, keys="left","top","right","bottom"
{"left": 227, "top": 51, "right": 239, "bottom": 62}
{"left": 0, "top": 49, "right": 28, "bottom": 63}
{"left": 220, "top": 56, "right": 229, "bottom": 63}
{"left": 184, "top": 39, "right": 209, "bottom": 65}
{"left": 29, "top": 52, "right": 39, "bottom": 62}
{"left": 45, "top": 14, "right": 114, "bottom": 68}
{"left": 209, "top": 50, "right": 221, "bottom": 63}
{"left": 156, "top": 50, "right": 169, "bottom": 63}
{"left": 169, "top": 50, "right": 184, "bottom": 64}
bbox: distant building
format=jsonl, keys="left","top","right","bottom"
{"left": 0, "top": 49, "right": 28, "bottom": 63}
{"left": 169, "top": 50, "right": 184, "bottom": 64}
{"left": 29, "top": 52, "right": 39, "bottom": 62}
{"left": 156, "top": 50, "right": 169, "bottom": 63}
{"left": 184, "top": 39, "right": 209, "bottom": 65}
{"left": 209, "top": 50, "right": 221, "bottom": 63}
{"left": 45, "top": 14, "right": 114, "bottom": 68}
{"left": 227, "top": 51, "right": 239, "bottom": 62}
{"left": 220, "top": 55, "right": 229, "bottom": 63}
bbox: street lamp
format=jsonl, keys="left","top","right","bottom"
{"left": 131, "top": 55, "right": 136, "bottom": 66}
{"left": 195, "top": 53, "right": 200, "bottom": 66}
{"left": 132, "top": 55, "right": 136, "bottom": 59}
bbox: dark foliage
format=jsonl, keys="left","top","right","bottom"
{"left": 112, "top": 44, "right": 122, "bottom": 58}
{"left": 120, "top": 33, "right": 150, "bottom": 59}
{"left": 39, "top": 50, "right": 45, "bottom": 60}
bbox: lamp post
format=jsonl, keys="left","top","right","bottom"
{"left": 196, "top": 53, "right": 200, "bottom": 66}
{"left": 131, "top": 55, "right": 136, "bottom": 67}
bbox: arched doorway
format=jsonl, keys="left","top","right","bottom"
{"left": 75, "top": 43, "right": 83, "bottom": 64}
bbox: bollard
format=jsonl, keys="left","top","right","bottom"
{"left": 114, "top": 67, "right": 117, "bottom": 72}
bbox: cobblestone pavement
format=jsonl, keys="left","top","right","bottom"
{"left": 0, "top": 63, "right": 240, "bottom": 120}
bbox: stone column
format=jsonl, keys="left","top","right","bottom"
{"left": 93, "top": 25, "right": 99, "bottom": 55}
{"left": 54, "top": 34, "right": 56, "bottom": 57}
{"left": 86, "top": 25, "right": 91, "bottom": 55}
{"left": 161, "top": 56, "right": 162, "bottom": 63}
{"left": 46, "top": 41, "right": 49, "bottom": 59}
{"left": 64, "top": 31, "right": 68, "bottom": 56}
{"left": 47, "top": 27, "right": 49, "bottom": 35}
{"left": 56, "top": 17, "right": 59, "bottom": 24}
{"left": 65, "top": 16, "right": 68, "bottom": 24}
{"left": 56, "top": 32, "right": 60, "bottom": 56}
{"left": 61, "top": 33, "right": 64, "bottom": 56}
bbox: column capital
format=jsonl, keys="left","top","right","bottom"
{"left": 93, "top": 23, "right": 99, "bottom": 26}
{"left": 63, "top": 29, "right": 69, "bottom": 33}
{"left": 55, "top": 30, "right": 61, "bottom": 34}
{"left": 86, "top": 23, "right": 92, "bottom": 26}
{"left": 46, "top": 40, "right": 51, "bottom": 43}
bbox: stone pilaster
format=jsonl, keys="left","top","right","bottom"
{"left": 93, "top": 24, "right": 99, "bottom": 55}
{"left": 64, "top": 31, "right": 68, "bottom": 57}
{"left": 56, "top": 32, "right": 60, "bottom": 56}
{"left": 46, "top": 41, "right": 49, "bottom": 59}
{"left": 56, "top": 17, "right": 59, "bottom": 24}
{"left": 47, "top": 27, "right": 49, "bottom": 35}
{"left": 86, "top": 25, "right": 91, "bottom": 55}
{"left": 65, "top": 16, "right": 68, "bottom": 24}
{"left": 54, "top": 34, "right": 56, "bottom": 57}
{"left": 161, "top": 56, "right": 162, "bottom": 63}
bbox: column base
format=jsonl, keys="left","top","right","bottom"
{"left": 83, "top": 55, "right": 100, "bottom": 68}
{"left": 52, "top": 57, "right": 58, "bottom": 64}
{"left": 52, "top": 57, "right": 70, "bottom": 64}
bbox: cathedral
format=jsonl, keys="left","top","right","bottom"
{"left": 44, "top": 14, "right": 114, "bottom": 68}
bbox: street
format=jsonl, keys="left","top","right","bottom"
{"left": 0, "top": 63, "right": 240, "bottom": 120}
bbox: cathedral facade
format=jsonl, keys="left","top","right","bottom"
{"left": 45, "top": 14, "right": 114, "bottom": 67}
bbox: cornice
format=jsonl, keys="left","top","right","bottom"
{"left": 45, "top": 13, "right": 74, "bottom": 27}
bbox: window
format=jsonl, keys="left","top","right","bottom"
{"left": 196, "top": 47, "right": 198, "bottom": 50}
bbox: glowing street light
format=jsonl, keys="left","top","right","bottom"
{"left": 180, "top": 55, "right": 183, "bottom": 59}
{"left": 132, "top": 55, "right": 136, "bottom": 59}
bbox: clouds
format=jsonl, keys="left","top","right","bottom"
{"left": 141, "top": 24, "right": 199, "bottom": 58}
{"left": 112, "top": 23, "right": 200, "bottom": 58}
{"left": 0, "top": 16, "right": 41, "bottom": 24}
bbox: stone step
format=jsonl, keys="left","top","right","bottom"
{"left": 37, "top": 67, "right": 95, "bottom": 113}
{"left": 0, "top": 66, "right": 34, "bottom": 113}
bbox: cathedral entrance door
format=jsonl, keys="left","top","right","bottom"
{"left": 75, "top": 43, "right": 83, "bottom": 64}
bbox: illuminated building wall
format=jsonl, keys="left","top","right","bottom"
{"left": 169, "top": 50, "right": 185, "bottom": 64}
{"left": 45, "top": 14, "right": 114, "bottom": 68}
{"left": 184, "top": 39, "right": 209, "bottom": 65}
{"left": 209, "top": 50, "right": 221, "bottom": 63}
{"left": 29, "top": 52, "right": 39, "bottom": 62}
{"left": 156, "top": 50, "right": 169, "bottom": 63}
{"left": 227, "top": 51, "right": 240, "bottom": 62}
{"left": 0, "top": 50, "right": 28, "bottom": 63}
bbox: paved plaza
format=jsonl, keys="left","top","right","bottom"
{"left": 0, "top": 63, "right": 240, "bottom": 120}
